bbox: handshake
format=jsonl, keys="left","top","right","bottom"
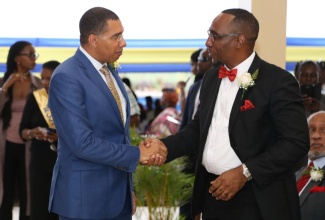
{"left": 138, "top": 138, "right": 168, "bottom": 166}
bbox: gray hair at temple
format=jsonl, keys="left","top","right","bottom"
{"left": 307, "top": 110, "right": 325, "bottom": 123}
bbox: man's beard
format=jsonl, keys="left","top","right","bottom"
{"left": 308, "top": 150, "right": 325, "bottom": 160}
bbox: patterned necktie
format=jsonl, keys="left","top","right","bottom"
{"left": 218, "top": 66, "right": 237, "bottom": 82}
{"left": 100, "top": 65, "right": 124, "bottom": 125}
{"left": 297, "top": 161, "right": 314, "bottom": 193}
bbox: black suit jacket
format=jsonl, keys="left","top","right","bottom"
{"left": 296, "top": 165, "right": 325, "bottom": 220}
{"left": 162, "top": 54, "right": 310, "bottom": 220}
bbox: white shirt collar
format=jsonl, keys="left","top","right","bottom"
{"left": 309, "top": 157, "right": 325, "bottom": 169}
{"left": 79, "top": 46, "right": 105, "bottom": 71}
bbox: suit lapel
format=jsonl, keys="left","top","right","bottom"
{"left": 74, "top": 50, "right": 127, "bottom": 127}
{"left": 300, "top": 166, "right": 325, "bottom": 206}
{"left": 75, "top": 50, "right": 111, "bottom": 102}
{"left": 296, "top": 166, "right": 306, "bottom": 181}
{"left": 229, "top": 55, "right": 261, "bottom": 132}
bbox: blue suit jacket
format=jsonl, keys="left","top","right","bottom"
{"left": 48, "top": 49, "right": 140, "bottom": 219}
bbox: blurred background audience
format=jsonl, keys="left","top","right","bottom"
{"left": 146, "top": 88, "right": 180, "bottom": 138}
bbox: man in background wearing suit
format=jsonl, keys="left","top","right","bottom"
{"left": 144, "top": 8, "right": 309, "bottom": 220}
{"left": 296, "top": 111, "right": 325, "bottom": 220}
{"left": 180, "top": 48, "right": 213, "bottom": 130}
{"left": 48, "top": 7, "right": 166, "bottom": 220}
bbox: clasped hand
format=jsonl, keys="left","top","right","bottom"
{"left": 138, "top": 138, "right": 167, "bottom": 166}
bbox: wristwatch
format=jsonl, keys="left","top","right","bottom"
{"left": 242, "top": 163, "right": 252, "bottom": 181}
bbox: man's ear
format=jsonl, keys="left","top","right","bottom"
{"left": 235, "top": 34, "right": 245, "bottom": 49}
{"left": 88, "top": 34, "right": 98, "bottom": 48}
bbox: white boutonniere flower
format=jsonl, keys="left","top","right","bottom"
{"left": 237, "top": 69, "right": 259, "bottom": 100}
{"left": 109, "top": 62, "right": 121, "bottom": 71}
{"left": 310, "top": 167, "right": 324, "bottom": 182}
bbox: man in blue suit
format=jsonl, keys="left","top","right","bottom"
{"left": 48, "top": 7, "right": 167, "bottom": 220}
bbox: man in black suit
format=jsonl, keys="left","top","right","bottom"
{"left": 144, "top": 8, "right": 309, "bottom": 220}
{"left": 179, "top": 48, "right": 213, "bottom": 220}
{"left": 296, "top": 111, "right": 325, "bottom": 220}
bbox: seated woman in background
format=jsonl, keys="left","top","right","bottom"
{"left": 146, "top": 88, "right": 180, "bottom": 138}
{"left": 19, "top": 60, "right": 60, "bottom": 220}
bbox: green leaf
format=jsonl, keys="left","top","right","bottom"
{"left": 252, "top": 69, "right": 259, "bottom": 80}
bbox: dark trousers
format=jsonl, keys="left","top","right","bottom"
{"left": 29, "top": 154, "right": 58, "bottom": 220}
{"left": 0, "top": 141, "right": 27, "bottom": 220}
{"left": 180, "top": 200, "right": 193, "bottom": 220}
{"left": 201, "top": 172, "right": 262, "bottom": 220}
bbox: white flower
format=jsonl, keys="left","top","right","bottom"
{"left": 310, "top": 167, "right": 324, "bottom": 182}
{"left": 237, "top": 69, "right": 259, "bottom": 100}
{"left": 238, "top": 73, "right": 255, "bottom": 90}
{"left": 114, "top": 62, "right": 121, "bottom": 69}
{"left": 109, "top": 62, "right": 121, "bottom": 71}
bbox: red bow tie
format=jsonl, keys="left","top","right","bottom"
{"left": 218, "top": 66, "right": 237, "bottom": 82}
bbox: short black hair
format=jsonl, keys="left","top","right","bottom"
{"left": 191, "top": 49, "right": 203, "bottom": 63}
{"left": 42, "top": 60, "right": 60, "bottom": 71}
{"left": 298, "top": 60, "right": 319, "bottom": 75}
{"left": 122, "top": 77, "right": 131, "bottom": 88}
{"left": 79, "top": 7, "right": 119, "bottom": 45}
{"left": 222, "top": 8, "right": 259, "bottom": 42}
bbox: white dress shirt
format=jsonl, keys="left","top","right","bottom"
{"left": 202, "top": 52, "right": 256, "bottom": 175}
{"left": 192, "top": 86, "right": 201, "bottom": 119}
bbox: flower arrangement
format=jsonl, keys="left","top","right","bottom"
{"left": 310, "top": 166, "right": 324, "bottom": 182}
{"left": 237, "top": 69, "right": 259, "bottom": 100}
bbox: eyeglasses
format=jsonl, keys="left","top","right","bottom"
{"left": 96, "top": 33, "right": 124, "bottom": 42}
{"left": 207, "top": 30, "right": 239, "bottom": 42}
{"left": 198, "top": 57, "right": 211, "bottom": 62}
{"left": 18, "top": 53, "right": 39, "bottom": 59}
{"left": 111, "top": 34, "right": 124, "bottom": 42}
